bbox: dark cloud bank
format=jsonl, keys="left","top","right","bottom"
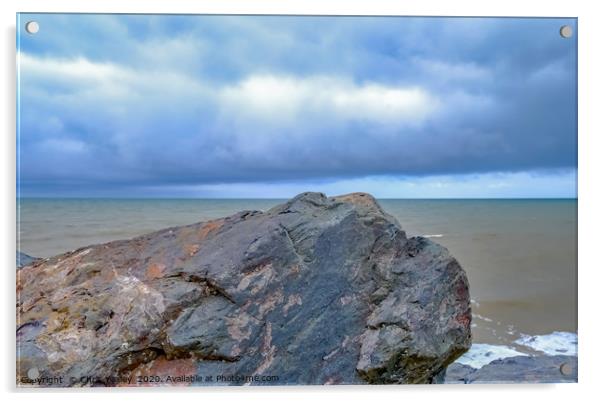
{"left": 17, "top": 15, "right": 577, "bottom": 197}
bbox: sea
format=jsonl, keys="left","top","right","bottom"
{"left": 17, "top": 198, "right": 578, "bottom": 368}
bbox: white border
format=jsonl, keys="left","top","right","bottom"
{"left": 2, "top": 1, "right": 601, "bottom": 400}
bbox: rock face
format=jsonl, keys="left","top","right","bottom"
{"left": 16, "top": 192, "right": 471, "bottom": 386}
{"left": 444, "top": 355, "right": 578, "bottom": 384}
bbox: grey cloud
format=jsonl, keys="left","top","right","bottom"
{"left": 17, "top": 14, "right": 577, "bottom": 195}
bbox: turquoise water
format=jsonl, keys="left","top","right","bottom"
{"left": 17, "top": 198, "right": 577, "bottom": 347}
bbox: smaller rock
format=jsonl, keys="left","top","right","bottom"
{"left": 444, "top": 355, "right": 577, "bottom": 384}
{"left": 443, "top": 363, "right": 476, "bottom": 384}
{"left": 470, "top": 355, "right": 577, "bottom": 383}
{"left": 17, "top": 252, "right": 38, "bottom": 269}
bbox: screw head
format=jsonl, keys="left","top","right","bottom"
{"left": 560, "top": 362, "right": 573, "bottom": 376}
{"left": 560, "top": 25, "right": 573, "bottom": 38}
{"left": 27, "top": 367, "right": 40, "bottom": 380}
{"left": 25, "top": 21, "right": 40, "bottom": 35}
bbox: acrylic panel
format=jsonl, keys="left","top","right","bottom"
{"left": 16, "top": 14, "right": 577, "bottom": 387}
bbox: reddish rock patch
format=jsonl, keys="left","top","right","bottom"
{"left": 125, "top": 356, "right": 197, "bottom": 387}
{"left": 197, "top": 219, "right": 224, "bottom": 241}
{"left": 146, "top": 263, "right": 166, "bottom": 280}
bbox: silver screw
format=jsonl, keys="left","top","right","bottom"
{"left": 559, "top": 362, "right": 573, "bottom": 376}
{"left": 25, "top": 21, "right": 39, "bottom": 35}
{"left": 27, "top": 367, "right": 40, "bottom": 380}
{"left": 559, "top": 25, "right": 573, "bottom": 38}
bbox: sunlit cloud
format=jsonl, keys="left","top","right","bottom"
{"left": 220, "top": 75, "right": 438, "bottom": 125}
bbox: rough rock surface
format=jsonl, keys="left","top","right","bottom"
{"left": 442, "top": 362, "right": 477, "bottom": 384}
{"left": 17, "top": 251, "right": 38, "bottom": 269}
{"left": 17, "top": 192, "right": 471, "bottom": 386}
{"left": 444, "top": 355, "right": 578, "bottom": 384}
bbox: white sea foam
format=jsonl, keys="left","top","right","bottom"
{"left": 455, "top": 343, "right": 527, "bottom": 369}
{"left": 514, "top": 331, "right": 577, "bottom": 356}
{"left": 456, "top": 332, "right": 578, "bottom": 370}
{"left": 473, "top": 313, "right": 493, "bottom": 322}
{"left": 423, "top": 234, "right": 444, "bottom": 238}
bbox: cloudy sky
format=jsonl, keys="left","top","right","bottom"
{"left": 17, "top": 14, "right": 577, "bottom": 198}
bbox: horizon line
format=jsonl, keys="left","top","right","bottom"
{"left": 17, "top": 196, "right": 578, "bottom": 200}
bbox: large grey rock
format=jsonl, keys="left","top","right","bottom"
{"left": 16, "top": 192, "right": 471, "bottom": 386}
{"left": 444, "top": 355, "right": 578, "bottom": 384}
